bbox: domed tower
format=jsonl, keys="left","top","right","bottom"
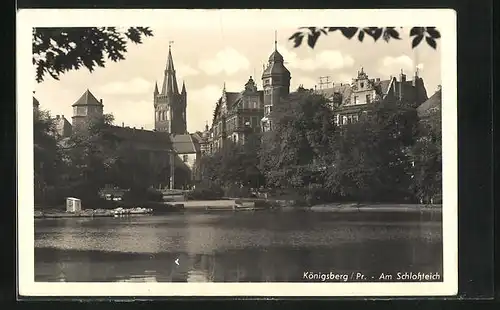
{"left": 154, "top": 43, "right": 187, "bottom": 134}
{"left": 261, "top": 32, "right": 291, "bottom": 131}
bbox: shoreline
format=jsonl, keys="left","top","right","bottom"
{"left": 34, "top": 202, "right": 442, "bottom": 219}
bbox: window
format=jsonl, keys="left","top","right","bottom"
{"left": 360, "top": 82, "right": 364, "bottom": 88}
{"left": 366, "top": 94, "right": 371, "bottom": 103}
{"left": 354, "top": 96, "right": 359, "bottom": 105}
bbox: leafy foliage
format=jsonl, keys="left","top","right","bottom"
{"left": 324, "top": 101, "right": 419, "bottom": 202}
{"left": 410, "top": 110, "right": 442, "bottom": 203}
{"left": 200, "top": 131, "right": 264, "bottom": 192}
{"left": 61, "top": 114, "right": 119, "bottom": 201}
{"left": 259, "top": 92, "right": 337, "bottom": 191}
{"left": 289, "top": 27, "right": 440, "bottom": 49}
{"left": 33, "top": 108, "right": 66, "bottom": 205}
{"left": 33, "top": 27, "right": 153, "bottom": 83}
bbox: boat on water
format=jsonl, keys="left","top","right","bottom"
{"left": 113, "top": 207, "right": 153, "bottom": 216}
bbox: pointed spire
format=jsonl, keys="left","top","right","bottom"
{"left": 161, "top": 41, "right": 179, "bottom": 95}
{"left": 181, "top": 81, "right": 186, "bottom": 94}
{"left": 223, "top": 82, "right": 226, "bottom": 92}
{"left": 274, "top": 30, "right": 277, "bottom": 51}
{"left": 154, "top": 81, "right": 159, "bottom": 94}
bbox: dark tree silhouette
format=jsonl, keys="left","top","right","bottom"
{"left": 289, "top": 27, "right": 440, "bottom": 49}
{"left": 33, "top": 27, "right": 153, "bottom": 83}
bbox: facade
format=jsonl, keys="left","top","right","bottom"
{"left": 154, "top": 45, "right": 187, "bottom": 134}
{"left": 203, "top": 40, "right": 291, "bottom": 154}
{"left": 207, "top": 78, "right": 265, "bottom": 152}
{"left": 317, "top": 68, "right": 429, "bottom": 125}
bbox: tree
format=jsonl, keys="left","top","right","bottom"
{"left": 33, "top": 27, "right": 153, "bottom": 83}
{"left": 62, "top": 114, "right": 119, "bottom": 201}
{"left": 411, "top": 109, "right": 442, "bottom": 203}
{"left": 324, "top": 100, "right": 419, "bottom": 202}
{"left": 33, "top": 108, "right": 65, "bottom": 205}
{"left": 259, "top": 92, "right": 337, "bottom": 199}
{"left": 289, "top": 27, "right": 441, "bottom": 50}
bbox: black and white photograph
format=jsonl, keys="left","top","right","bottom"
{"left": 17, "top": 9, "right": 457, "bottom": 297}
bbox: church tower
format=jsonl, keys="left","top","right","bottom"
{"left": 261, "top": 32, "right": 291, "bottom": 132}
{"left": 154, "top": 44, "right": 187, "bottom": 134}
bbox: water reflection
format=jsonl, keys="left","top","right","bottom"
{"left": 35, "top": 212, "right": 442, "bottom": 282}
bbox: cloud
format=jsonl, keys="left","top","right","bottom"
{"left": 104, "top": 99, "right": 154, "bottom": 129}
{"left": 98, "top": 77, "right": 153, "bottom": 95}
{"left": 186, "top": 85, "right": 222, "bottom": 132}
{"left": 176, "top": 63, "right": 199, "bottom": 80}
{"left": 198, "top": 48, "right": 250, "bottom": 76}
{"left": 378, "top": 54, "right": 421, "bottom": 77}
{"left": 278, "top": 45, "right": 355, "bottom": 72}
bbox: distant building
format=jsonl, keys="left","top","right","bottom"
{"left": 316, "top": 68, "right": 429, "bottom": 125}
{"left": 52, "top": 114, "right": 72, "bottom": 138}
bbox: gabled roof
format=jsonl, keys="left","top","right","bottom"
{"left": 72, "top": 89, "right": 103, "bottom": 107}
{"left": 375, "top": 79, "right": 392, "bottom": 95}
{"left": 170, "top": 134, "right": 198, "bottom": 154}
{"left": 317, "top": 84, "right": 352, "bottom": 105}
{"left": 33, "top": 96, "right": 40, "bottom": 108}
{"left": 417, "top": 89, "right": 441, "bottom": 117}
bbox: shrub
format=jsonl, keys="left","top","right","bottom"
{"left": 123, "top": 188, "right": 163, "bottom": 203}
{"left": 185, "top": 182, "right": 224, "bottom": 200}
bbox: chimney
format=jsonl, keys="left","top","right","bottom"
{"left": 399, "top": 69, "right": 406, "bottom": 82}
{"left": 100, "top": 99, "right": 103, "bottom": 105}
{"left": 141, "top": 127, "right": 144, "bottom": 130}
{"left": 376, "top": 78, "right": 380, "bottom": 82}
{"left": 122, "top": 122, "right": 124, "bottom": 127}
{"left": 56, "top": 115, "right": 60, "bottom": 119}
{"left": 61, "top": 114, "right": 64, "bottom": 119}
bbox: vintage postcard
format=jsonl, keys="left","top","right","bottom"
{"left": 17, "top": 9, "right": 457, "bottom": 297}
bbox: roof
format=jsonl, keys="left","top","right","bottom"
{"left": 317, "top": 84, "right": 352, "bottom": 105}
{"left": 109, "top": 126, "right": 172, "bottom": 145}
{"left": 170, "top": 134, "right": 197, "bottom": 154}
{"left": 375, "top": 79, "right": 392, "bottom": 95}
{"left": 72, "top": 89, "right": 103, "bottom": 107}
{"left": 262, "top": 49, "right": 291, "bottom": 78}
{"left": 417, "top": 89, "right": 441, "bottom": 117}
{"left": 33, "top": 96, "right": 40, "bottom": 108}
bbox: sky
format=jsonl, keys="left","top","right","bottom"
{"left": 33, "top": 15, "right": 442, "bottom": 134}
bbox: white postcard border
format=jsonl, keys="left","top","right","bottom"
{"left": 17, "top": 8, "right": 457, "bottom": 297}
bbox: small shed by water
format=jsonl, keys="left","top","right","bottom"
{"left": 66, "top": 197, "right": 82, "bottom": 213}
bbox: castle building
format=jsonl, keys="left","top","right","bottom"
{"left": 199, "top": 38, "right": 291, "bottom": 153}
{"left": 317, "top": 68, "right": 428, "bottom": 125}
{"left": 154, "top": 45, "right": 187, "bottom": 134}
{"left": 261, "top": 39, "right": 291, "bottom": 132}
{"left": 40, "top": 46, "right": 201, "bottom": 190}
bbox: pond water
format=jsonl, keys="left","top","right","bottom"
{"left": 34, "top": 211, "right": 443, "bottom": 282}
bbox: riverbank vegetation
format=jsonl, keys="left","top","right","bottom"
{"left": 199, "top": 89, "right": 442, "bottom": 206}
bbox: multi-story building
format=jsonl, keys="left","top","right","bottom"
{"left": 208, "top": 77, "right": 265, "bottom": 151}
{"left": 317, "top": 68, "right": 428, "bottom": 125}
{"left": 204, "top": 40, "right": 291, "bottom": 153}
